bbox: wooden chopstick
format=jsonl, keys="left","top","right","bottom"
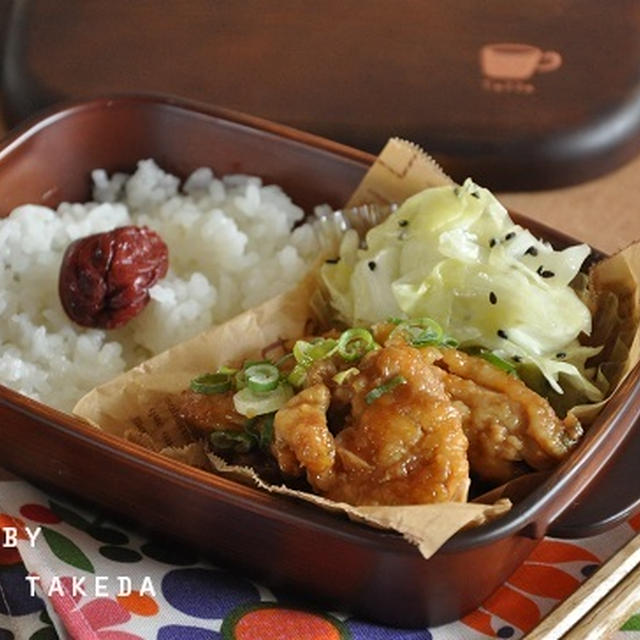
{"left": 524, "top": 531, "right": 640, "bottom": 639}
{"left": 564, "top": 562, "right": 640, "bottom": 639}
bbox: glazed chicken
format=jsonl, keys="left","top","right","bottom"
{"left": 273, "top": 343, "right": 470, "bottom": 505}
{"left": 438, "top": 349, "right": 583, "bottom": 483}
{"left": 179, "top": 390, "right": 245, "bottom": 435}
{"left": 179, "top": 322, "right": 584, "bottom": 506}
{"left": 271, "top": 337, "right": 583, "bottom": 494}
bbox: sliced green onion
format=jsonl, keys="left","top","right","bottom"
{"left": 244, "top": 362, "right": 280, "bottom": 393}
{"left": 246, "top": 414, "right": 275, "bottom": 451}
{"left": 233, "top": 383, "right": 294, "bottom": 418}
{"left": 411, "top": 318, "right": 444, "bottom": 345}
{"left": 293, "top": 338, "right": 337, "bottom": 366}
{"left": 243, "top": 359, "right": 273, "bottom": 370}
{"left": 287, "top": 363, "right": 308, "bottom": 389}
{"left": 309, "top": 338, "right": 338, "bottom": 360}
{"left": 479, "top": 351, "right": 519, "bottom": 376}
{"left": 259, "top": 414, "right": 275, "bottom": 450}
{"left": 293, "top": 340, "right": 314, "bottom": 366}
{"left": 391, "top": 317, "right": 443, "bottom": 347}
{"left": 389, "top": 317, "right": 459, "bottom": 349}
{"left": 332, "top": 367, "right": 360, "bottom": 385}
{"left": 288, "top": 337, "right": 339, "bottom": 388}
{"left": 210, "top": 429, "right": 254, "bottom": 453}
{"left": 337, "top": 328, "right": 376, "bottom": 361}
{"left": 190, "top": 372, "right": 233, "bottom": 394}
{"left": 235, "top": 360, "right": 272, "bottom": 390}
{"left": 234, "top": 370, "right": 247, "bottom": 390}
{"left": 365, "top": 375, "right": 407, "bottom": 404}
{"left": 217, "top": 365, "right": 238, "bottom": 376}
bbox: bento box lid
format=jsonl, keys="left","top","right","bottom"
{"left": 2, "top": 0, "right": 640, "bottom": 190}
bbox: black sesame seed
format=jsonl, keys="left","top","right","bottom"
{"left": 497, "top": 329, "right": 508, "bottom": 339}
{"left": 505, "top": 232, "right": 516, "bottom": 241}
{"left": 489, "top": 238, "right": 497, "bottom": 248}
{"left": 325, "top": 258, "right": 340, "bottom": 264}
{"left": 556, "top": 352, "right": 567, "bottom": 359}
{"left": 398, "top": 219, "right": 409, "bottom": 227}
{"left": 471, "top": 191, "right": 480, "bottom": 199}
{"left": 525, "top": 246, "right": 538, "bottom": 256}
{"left": 367, "top": 261, "right": 377, "bottom": 271}
{"left": 489, "top": 291, "right": 497, "bottom": 305}
{"left": 512, "top": 355, "right": 522, "bottom": 363}
{"left": 536, "top": 265, "right": 555, "bottom": 277}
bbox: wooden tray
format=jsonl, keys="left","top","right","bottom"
{"left": 2, "top": 0, "right": 640, "bottom": 190}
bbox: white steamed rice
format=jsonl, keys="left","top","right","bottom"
{"left": 0, "top": 159, "right": 327, "bottom": 412}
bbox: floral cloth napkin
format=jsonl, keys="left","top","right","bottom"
{"left": 0, "top": 477, "right": 639, "bottom": 640}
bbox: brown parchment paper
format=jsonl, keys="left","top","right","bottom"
{"left": 73, "top": 137, "right": 640, "bottom": 560}
{"left": 346, "top": 138, "right": 453, "bottom": 207}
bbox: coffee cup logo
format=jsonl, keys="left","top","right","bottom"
{"left": 480, "top": 43, "right": 562, "bottom": 94}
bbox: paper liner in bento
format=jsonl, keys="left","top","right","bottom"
{"left": 209, "top": 453, "right": 510, "bottom": 560}
{"left": 571, "top": 242, "right": 640, "bottom": 423}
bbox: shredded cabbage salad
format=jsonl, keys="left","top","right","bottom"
{"left": 321, "top": 179, "right": 603, "bottom": 402}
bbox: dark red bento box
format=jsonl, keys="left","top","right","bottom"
{"left": 1, "top": 94, "right": 640, "bottom": 628}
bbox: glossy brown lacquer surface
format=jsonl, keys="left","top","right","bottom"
{"left": 3, "top": 1, "right": 640, "bottom": 190}
{"left": 1, "top": 95, "right": 640, "bottom": 627}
